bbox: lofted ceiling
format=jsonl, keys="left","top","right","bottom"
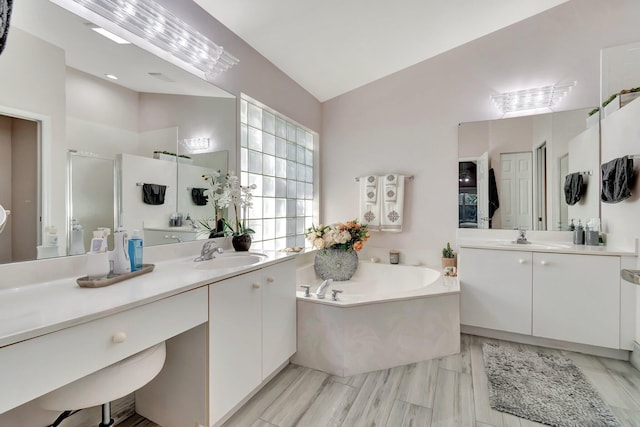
{"left": 194, "top": 0, "right": 569, "bottom": 102}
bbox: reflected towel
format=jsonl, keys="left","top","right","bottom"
{"left": 601, "top": 156, "right": 634, "bottom": 204}
{"left": 142, "top": 183, "right": 166, "bottom": 205}
{"left": 381, "top": 174, "right": 404, "bottom": 232}
{"left": 191, "top": 187, "right": 209, "bottom": 206}
{"left": 359, "top": 175, "right": 381, "bottom": 230}
{"left": 564, "top": 173, "right": 584, "bottom": 206}
{"left": 488, "top": 168, "right": 500, "bottom": 219}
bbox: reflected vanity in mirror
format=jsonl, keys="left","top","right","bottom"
{"left": 458, "top": 107, "right": 599, "bottom": 231}
{"left": 0, "top": 0, "right": 237, "bottom": 264}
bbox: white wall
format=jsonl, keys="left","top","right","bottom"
{"left": 321, "top": 0, "right": 640, "bottom": 268}
{"left": 567, "top": 125, "right": 600, "bottom": 222}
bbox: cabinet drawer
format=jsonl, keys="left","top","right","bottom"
{"left": 0, "top": 286, "right": 207, "bottom": 414}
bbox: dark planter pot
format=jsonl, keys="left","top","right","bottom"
{"left": 232, "top": 234, "right": 252, "bottom": 251}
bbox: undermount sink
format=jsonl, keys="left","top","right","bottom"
{"left": 494, "top": 241, "right": 571, "bottom": 250}
{"left": 195, "top": 253, "right": 266, "bottom": 270}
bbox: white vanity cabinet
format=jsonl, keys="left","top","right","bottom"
{"left": 532, "top": 252, "right": 620, "bottom": 348}
{"left": 208, "top": 258, "right": 296, "bottom": 426}
{"left": 459, "top": 248, "right": 533, "bottom": 335}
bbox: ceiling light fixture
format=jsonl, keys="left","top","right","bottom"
{"left": 88, "top": 25, "right": 131, "bottom": 44}
{"left": 491, "top": 82, "right": 576, "bottom": 114}
{"left": 51, "top": 0, "right": 239, "bottom": 81}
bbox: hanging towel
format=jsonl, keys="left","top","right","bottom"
{"left": 142, "top": 183, "right": 166, "bottom": 205}
{"left": 191, "top": 187, "right": 209, "bottom": 206}
{"left": 601, "top": 156, "right": 634, "bottom": 203}
{"left": 381, "top": 174, "right": 404, "bottom": 232}
{"left": 563, "top": 173, "right": 584, "bottom": 206}
{"left": 359, "top": 175, "right": 381, "bottom": 230}
{"left": 488, "top": 168, "right": 500, "bottom": 219}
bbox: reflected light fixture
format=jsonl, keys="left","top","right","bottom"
{"left": 182, "top": 137, "right": 211, "bottom": 151}
{"left": 51, "top": 0, "right": 239, "bottom": 81}
{"left": 105, "top": 73, "right": 118, "bottom": 80}
{"left": 491, "top": 82, "right": 576, "bottom": 114}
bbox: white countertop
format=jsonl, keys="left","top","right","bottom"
{"left": 0, "top": 251, "right": 297, "bottom": 348}
{"left": 458, "top": 239, "right": 637, "bottom": 256}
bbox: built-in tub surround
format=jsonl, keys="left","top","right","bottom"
{"left": 293, "top": 258, "right": 460, "bottom": 377}
{"left": 0, "top": 238, "right": 298, "bottom": 425}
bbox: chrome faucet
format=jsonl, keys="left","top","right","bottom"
{"left": 194, "top": 240, "right": 223, "bottom": 262}
{"left": 515, "top": 228, "right": 529, "bottom": 244}
{"left": 316, "top": 278, "right": 333, "bottom": 299}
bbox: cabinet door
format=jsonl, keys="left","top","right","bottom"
{"left": 209, "top": 270, "right": 262, "bottom": 425}
{"left": 533, "top": 253, "right": 620, "bottom": 348}
{"left": 460, "top": 248, "right": 532, "bottom": 335}
{"left": 262, "top": 259, "right": 297, "bottom": 379}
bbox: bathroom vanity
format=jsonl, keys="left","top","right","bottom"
{"left": 0, "top": 246, "right": 297, "bottom": 427}
{"left": 458, "top": 237, "right": 637, "bottom": 357}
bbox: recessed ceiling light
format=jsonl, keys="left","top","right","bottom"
{"left": 87, "top": 24, "right": 131, "bottom": 45}
{"left": 105, "top": 74, "right": 118, "bottom": 80}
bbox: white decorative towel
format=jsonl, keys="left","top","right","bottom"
{"left": 359, "top": 175, "right": 381, "bottom": 230}
{"left": 381, "top": 174, "right": 404, "bottom": 232}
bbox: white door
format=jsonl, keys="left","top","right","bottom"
{"left": 500, "top": 152, "right": 533, "bottom": 229}
{"left": 476, "top": 152, "right": 489, "bottom": 229}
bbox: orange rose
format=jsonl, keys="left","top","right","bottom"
{"left": 353, "top": 241, "right": 364, "bottom": 251}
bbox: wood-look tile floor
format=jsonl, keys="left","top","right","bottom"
{"left": 122, "top": 334, "right": 640, "bottom": 427}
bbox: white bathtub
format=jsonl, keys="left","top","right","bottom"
{"left": 292, "top": 261, "right": 461, "bottom": 377}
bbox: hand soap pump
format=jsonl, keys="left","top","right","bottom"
{"left": 113, "top": 228, "right": 131, "bottom": 275}
{"left": 128, "top": 229, "right": 143, "bottom": 272}
{"left": 573, "top": 220, "right": 585, "bottom": 245}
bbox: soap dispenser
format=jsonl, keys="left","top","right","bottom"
{"left": 113, "top": 228, "right": 131, "bottom": 275}
{"left": 573, "top": 220, "right": 584, "bottom": 245}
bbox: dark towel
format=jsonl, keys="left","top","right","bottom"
{"left": 191, "top": 188, "right": 209, "bottom": 206}
{"left": 142, "top": 183, "right": 166, "bottom": 205}
{"left": 564, "top": 173, "right": 584, "bottom": 205}
{"left": 601, "top": 156, "right": 634, "bottom": 203}
{"left": 488, "top": 168, "right": 500, "bottom": 219}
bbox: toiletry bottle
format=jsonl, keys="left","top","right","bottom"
{"left": 573, "top": 220, "right": 584, "bottom": 245}
{"left": 87, "top": 230, "right": 110, "bottom": 280}
{"left": 44, "top": 226, "right": 58, "bottom": 247}
{"left": 569, "top": 219, "right": 575, "bottom": 231}
{"left": 128, "top": 229, "right": 144, "bottom": 272}
{"left": 113, "top": 228, "right": 131, "bottom": 275}
{"left": 70, "top": 220, "right": 86, "bottom": 255}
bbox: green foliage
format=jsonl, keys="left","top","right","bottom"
{"left": 442, "top": 242, "right": 455, "bottom": 258}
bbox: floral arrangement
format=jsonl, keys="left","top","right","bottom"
{"left": 305, "top": 220, "right": 370, "bottom": 252}
{"left": 198, "top": 172, "right": 257, "bottom": 236}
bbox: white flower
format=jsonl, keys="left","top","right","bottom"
{"left": 313, "top": 238, "right": 325, "bottom": 249}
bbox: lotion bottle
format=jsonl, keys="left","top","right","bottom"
{"left": 128, "top": 229, "right": 143, "bottom": 272}
{"left": 113, "top": 228, "right": 131, "bottom": 275}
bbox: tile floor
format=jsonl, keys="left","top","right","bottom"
{"left": 122, "top": 334, "right": 640, "bottom": 427}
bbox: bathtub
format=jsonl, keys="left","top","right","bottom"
{"left": 292, "top": 260, "right": 460, "bottom": 377}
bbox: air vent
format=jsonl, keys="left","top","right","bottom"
{"left": 148, "top": 72, "right": 175, "bottom": 83}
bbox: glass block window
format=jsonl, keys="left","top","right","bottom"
{"left": 240, "top": 96, "right": 316, "bottom": 251}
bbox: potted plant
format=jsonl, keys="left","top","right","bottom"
{"left": 218, "top": 173, "right": 256, "bottom": 251}
{"left": 305, "top": 220, "right": 370, "bottom": 281}
{"left": 442, "top": 242, "right": 456, "bottom": 268}
{"left": 197, "top": 171, "right": 226, "bottom": 238}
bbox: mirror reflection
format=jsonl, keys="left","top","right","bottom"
{"left": 0, "top": 0, "right": 236, "bottom": 264}
{"left": 458, "top": 107, "right": 599, "bottom": 231}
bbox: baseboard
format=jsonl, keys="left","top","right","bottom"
{"left": 461, "top": 325, "right": 630, "bottom": 361}
{"left": 630, "top": 341, "right": 640, "bottom": 371}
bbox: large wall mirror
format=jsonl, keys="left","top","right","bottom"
{"left": 0, "top": 0, "right": 237, "bottom": 265}
{"left": 458, "top": 107, "right": 599, "bottom": 231}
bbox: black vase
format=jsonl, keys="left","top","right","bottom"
{"left": 232, "top": 234, "right": 252, "bottom": 251}
{"left": 208, "top": 219, "right": 226, "bottom": 238}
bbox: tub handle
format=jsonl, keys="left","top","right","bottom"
{"left": 300, "top": 285, "right": 311, "bottom": 297}
{"left": 331, "top": 289, "right": 343, "bottom": 301}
